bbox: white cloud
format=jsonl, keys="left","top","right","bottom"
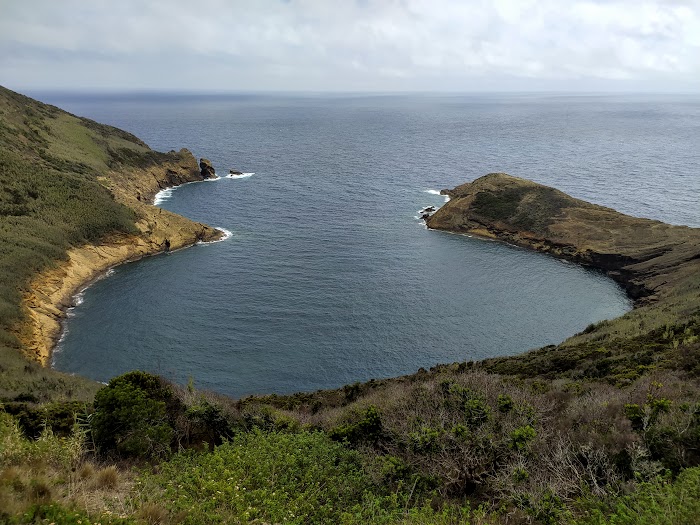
{"left": 0, "top": 0, "right": 698, "bottom": 91}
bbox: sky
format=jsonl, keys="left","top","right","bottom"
{"left": 1, "top": 0, "right": 699, "bottom": 93}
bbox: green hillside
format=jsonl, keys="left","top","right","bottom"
{"left": 2, "top": 89, "right": 699, "bottom": 524}
{"left": 0, "top": 86, "right": 214, "bottom": 403}
{"left": 0, "top": 86, "right": 146, "bottom": 403}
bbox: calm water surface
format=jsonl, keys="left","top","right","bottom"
{"left": 40, "top": 93, "right": 699, "bottom": 398}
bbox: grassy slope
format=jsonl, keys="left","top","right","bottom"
{"left": 0, "top": 85, "right": 215, "bottom": 403}
{"left": 422, "top": 173, "right": 700, "bottom": 382}
{"left": 2, "top": 91, "right": 700, "bottom": 524}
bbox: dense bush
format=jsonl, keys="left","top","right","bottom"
{"left": 2, "top": 400, "right": 88, "bottom": 438}
{"left": 91, "top": 371, "right": 240, "bottom": 458}
{"left": 330, "top": 404, "right": 384, "bottom": 445}
{"left": 91, "top": 371, "right": 179, "bottom": 458}
{"left": 141, "top": 430, "right": 372, "bottom": 524}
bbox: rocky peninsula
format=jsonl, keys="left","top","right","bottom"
{"left": 426, "top": 173, "right": 700, "bottom": 343}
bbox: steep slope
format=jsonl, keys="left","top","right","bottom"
{"left": 0, "top": 86, "right": 221, "bottom": 401}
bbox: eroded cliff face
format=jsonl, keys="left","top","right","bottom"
{"left": 427, "top": 173, "right": 700, "bottom": 340}
{"left": 20, "top": 150, "right": 222, "bottom": 365}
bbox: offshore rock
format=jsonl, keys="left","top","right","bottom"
{"left": 200, "top": 158, "right": 216, "bottom": 179}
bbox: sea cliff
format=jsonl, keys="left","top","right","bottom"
{"left": 20, "top": 152, "right": 222, "bottom": 365}
{"left": 0, "top": 85, "right": 222, "bottom": 368}
{"left": 427, "top": 173, "right": 700, "bottom": 343}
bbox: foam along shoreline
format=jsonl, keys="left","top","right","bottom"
{"left": 48, "top": 223, "right": 231, "bottom": 367}
{"left": 153, "top": 172, "right": 254, "bottom": 205}
{"left": 153, "top": 174, "right": 228, "bottom": 205}
{"left": 425, "top": 173, "right": 700, "bottom": 339}
{"left": 22, "top": 159, "right": 225, "bottom": 366}
{"left": 424, "top": 189, "right": 450, "bottom": 202}
{"left": 24, "top": 225, "right": 223, "bottom": 366}
{"left": 45, "top": 167, "right": 234, "bottom": 367}
{"left": 199, "top": 227, "right": 233, "bottom": 244}
{"left": 52, "top": 267, "right": 116, "bottom": 365}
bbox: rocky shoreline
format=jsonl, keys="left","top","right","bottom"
{"left": 19, "top": 151, "right": 223, "bottom": 365}
{"left": 426, "top": 173, "right": 700, "bottom": 342}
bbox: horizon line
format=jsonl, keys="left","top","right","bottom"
{"left": 17, "top": 87, "right": 700, "bottom": 98}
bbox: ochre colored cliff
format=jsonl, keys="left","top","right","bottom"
{"left": 20, "top": 151, "right": 221, "bottom": 365}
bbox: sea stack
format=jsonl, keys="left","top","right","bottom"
{"left": 200, "top": 158, "right": 216, "bottom": 179}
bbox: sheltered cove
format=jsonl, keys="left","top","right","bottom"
{"left": 28, "top": 171, "right": 700, "bottom": 372}
{"left": 20, "top": 153, "right": 223, "bottom": 365}
{"left": 426, "top": 173, "right": 700, "bottom": 348}
{"left": 6, "top": 80, "right": 697, "bottom": 378}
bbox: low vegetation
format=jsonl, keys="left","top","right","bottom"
{"left": 2, "top": 367, "right": 700, "bottom": 524}
{"left": 2, "top": 86, "right": 700, "bottom": 523}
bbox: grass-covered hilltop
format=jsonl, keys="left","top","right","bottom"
{"left": 1, "top": 86, "right": 699, "bottom": 525}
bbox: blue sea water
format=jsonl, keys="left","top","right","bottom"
{"left": 41, "top": 92, "right": 700, "bottom": 398}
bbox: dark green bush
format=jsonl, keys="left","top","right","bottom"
{"left": 185, "top": 399, "right": 233, "bottom": 447}
{"left": 497, "top": 393, "right": 514, "bottom": 413}
{"left": 330, "top": 404, "right": 384, "bottom": 445}
{"left": 509, "top": 425, "right": 536, "bottom": 451}
{"left": 91, "top": 371, "right": 177, "bottom": 458}
{"left": 2, "top": 400, "right": 88, "bottom": 438}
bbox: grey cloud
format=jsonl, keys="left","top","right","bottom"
{"left": 0, "top": 0, "right": 698, "bottom": 92}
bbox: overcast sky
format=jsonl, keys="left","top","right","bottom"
{"left": 1, "top": 0, "right": 699, "bottom": 93}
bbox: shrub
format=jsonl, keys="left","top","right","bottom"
{"left": 510, "top": 425, "right": 536, "bottom": 451}
{"left": 140, "top": 430, "right": 372, "bottom": 524}
{"left": 497, "top": 394, "right": 514, "bottom": 413}
{"left": 184, "top": 399, "right": 233, "bottom": 447}
{"left": 93, "top": 465, "right": 119, "bottom": 490}
{"left": 330, "top": 405, "right": 384, "bottom": 445}
{"left": 573, "top": 467, "right": 700, "bottom": 525}
{"left": 91, "top": 371, "right": 177, "bottom": 458}
{"left": 409, "top": 426, "right": 441, "bottom": 454}
{"left": 2, "top": 401, "right": 88, "bottom": 439}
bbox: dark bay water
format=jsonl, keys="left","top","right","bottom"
{"left": 43, "top": 93, "right": 700, "bottom": 398}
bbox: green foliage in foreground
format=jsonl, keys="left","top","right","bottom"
{"left": 140, "top": 429, "right": 491, "bottom": 525}
{"left": 140, "top": 430, "right": 371, "bottom": 524}
{"left": 5, "top": 379, "right": 700, "bottom": 525}
{"left": 6, "top": 504, "right": 134, "bottom": 525}
{"left": 572, "top": 468, "right": 700, "bottom": 525}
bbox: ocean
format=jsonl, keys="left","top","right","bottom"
{"left": 38, "top": 92, "right": 699, "bottom": 398}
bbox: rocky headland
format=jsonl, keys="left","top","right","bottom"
{"left": 0, "top": 86, "right": 223, "bottom": 366}
{"left": 21, "top": 150, "right": 223, "bottom": 365}
{"left": 427, "top": 173, "right": 700, "bottom": 344}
